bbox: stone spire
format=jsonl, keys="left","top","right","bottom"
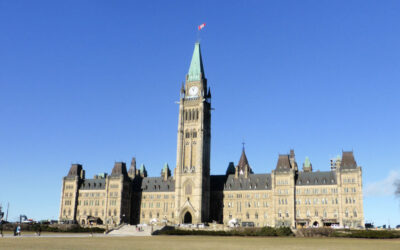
{"left": 187, "top": 42, "right": 205, "bottom": 82}
{"left": 128, "top": 157, "right": 137, "bottom": 179}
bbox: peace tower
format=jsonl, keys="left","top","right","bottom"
{"left": 174, "top": 43, "right": 211, "bottom": 224}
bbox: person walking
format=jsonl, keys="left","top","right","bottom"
{"left": 16, "top": 225, "right": 21, "bottom": 236}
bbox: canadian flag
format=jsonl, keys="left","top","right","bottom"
{"left": 198, "top": 23, "right": 206, "bottom": 30}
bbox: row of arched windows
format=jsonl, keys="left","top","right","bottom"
{"left": 184, "top": 109, "right": 199, "bottom": 121}
{"left": 185, "top": 129, "right": 198, "bottom": 139}
{"left": 142, "top": 212, "right": 174, "bottom": 219}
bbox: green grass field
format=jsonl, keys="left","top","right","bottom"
{"left": 1, "top": 235, "right": 400, "bottom": 250}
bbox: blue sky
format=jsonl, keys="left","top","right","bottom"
{"left": 0, "top": 0, "right": 399, "bottom": 226}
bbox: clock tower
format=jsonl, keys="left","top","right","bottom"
{"left": 174, "top": 42, "right": 211, "bottom": 224}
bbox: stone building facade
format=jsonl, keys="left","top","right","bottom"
{"left": 59, "top": 43, "right": 364, "bottom": 228}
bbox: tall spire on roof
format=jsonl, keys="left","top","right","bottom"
{"left": 238, "top": 147, "right": 249, "bottom": 168}
{"left": 235, "top": 146, "right": 253, "bottom": 178}
{"left": 187, "top": 42, "right": 205, "bottom": 82}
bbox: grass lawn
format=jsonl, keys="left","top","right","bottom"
{"left": 0, "top": 235, "right": 399, "bottom": 250}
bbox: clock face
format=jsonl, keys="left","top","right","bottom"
{"left": 188, "top": 86, "right": 199, "bottom": 96}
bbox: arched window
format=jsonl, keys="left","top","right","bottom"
{"left": 68, "top": 209, "right": 71, "bottom": 216}
{"left": 246, "top": 212, "right": 250, "bottom": 219}
{"left": 255, "top": 212, "right": 258, "bottom": 219}
{"left": 286, "top": 210, "right": 289, "bottom": 217}
{"left": 108, "top": 210, "right": 111, "bottom": 216}
{"left": 149, "top": 212, "right": 153, "bottom": 218}
{"left": 345, "top": 209, "right": 349, "bottom": 217}
{"left": 196, "top": 109, "right": 199, "bottom": 120}
{"left": 157, "top": 212, "right": 160, "bottom": 218}
{"left": 353, "top": 209, "right": 357, "bottom": 217}
{"left": 184, "top": 110, "right": 187, "bottom": 120}
{"left": 113, "top": 209, "right": 117, "bottom": 216}
{"left": 323, "top": 210, "right": 327, "bottom": 218}
{"left": 278, "top": 210, "right": 282, "bottom": 217}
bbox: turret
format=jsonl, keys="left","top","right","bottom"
{"left": 226, "top": 162, "right": 235, "bottom": 175}
{"left": 340, "top": 151, "right": 357, "bottom": 170}
{"left": 161, "top": 163, "right": 171, "bottom": 181}
{"left": 303, "top": 156, "right": 313, "bottom": 172}
{"left": 67, "top": 164, "right": 84, "bottom": 179}
{"left": 289, "top": 149, "right": 298, "bottom": 171}
{"left": 128, "top": 157, "right": 137, "bottom": 179}
{"left": 235, "top": 147, "right": 253, "bottom": 178}
{"left": 139, "top": 164, "right": 147, "bottom": 178}
{"left": 111, "top": 162, "right": 128, "bottom": 178}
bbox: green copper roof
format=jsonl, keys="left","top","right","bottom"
{"left": 304, "top": 157, "right": 311, "bottom": 168}
{"left": 187, "top": 42, "right": 205, "bottom": 82}
{"left": 140, "top": 164, "right": 146, "bottom": 172}
{"left": 162, "top": 163, "right": 169, "bottom": 172}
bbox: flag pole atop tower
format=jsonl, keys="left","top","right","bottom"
{"left": 197, "top": 23, "right": 206, "bottom": 42}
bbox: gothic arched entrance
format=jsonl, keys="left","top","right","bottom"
{"left": 183, "top": 212, "right": 192, "bottom": 224}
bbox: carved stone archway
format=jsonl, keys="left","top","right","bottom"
{"left": 183, "top": 211, "right": 192, "bottom": 224}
